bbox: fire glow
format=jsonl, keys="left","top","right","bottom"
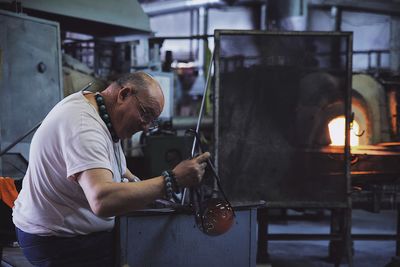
{"left": 328, "top": 117, "right": 360, "bottom": 146}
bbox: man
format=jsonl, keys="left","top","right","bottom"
{"left": 12, "top": 72, "right": 210, "bottom": 266}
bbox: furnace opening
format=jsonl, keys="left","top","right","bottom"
{"left": 328, "top": 116, "right": 360, "bottom": 146}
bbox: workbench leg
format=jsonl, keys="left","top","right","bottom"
{"left": 344, "top": 208, "right": 354, "bottom": 267}
{"left": 329, "top": 208, "right": 342, "bottom": 263}
{"left": 329, "top": 208, "right": 353, "bottom": 267}
{"left": 397, "top": 206, "right": 400, "bottom": 256}
{"left": 257, "top": 207, "right": 269, "bottom": 263}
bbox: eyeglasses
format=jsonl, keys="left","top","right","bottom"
{"left": 133, "top": 94, "right": 158, "bottom": 128}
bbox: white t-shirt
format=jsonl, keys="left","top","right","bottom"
{"left": 13, "top": 91, "right": 126, "bottom": 237}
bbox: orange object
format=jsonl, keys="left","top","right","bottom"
{"left": 195, "top": 198, "right": 235, "bottom": 236}
{"left": 0, "top": 177, "right": 18, "bottom": 208}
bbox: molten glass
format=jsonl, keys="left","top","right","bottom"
{"left": 196, "top": 198, "right": 235, "bottom": 236}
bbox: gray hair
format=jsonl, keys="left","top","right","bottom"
{"left": 115, "top": 72, "right": 157, "bottom": 94}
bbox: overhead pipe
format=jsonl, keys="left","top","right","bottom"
{"left": 142, "top": 0, "right": 268, "bottom": 17}
{"left": 142, "top": 0, "right": 224, "bottom": 17}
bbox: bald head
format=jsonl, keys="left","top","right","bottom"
{"left": 115, "top": 72, "right": 164, "bottom": 113}
{"left": 116, "top": 72, "right": 160, "bottom": 94}
{"left": 102, "top": 72, "right": 164, "bottom": 113}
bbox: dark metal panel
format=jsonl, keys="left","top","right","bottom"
{"left": 119, "top": 209, "right": 257, "bottom": 267}
{"left": 214, "top": 30, "right": 352, "bottom": 207}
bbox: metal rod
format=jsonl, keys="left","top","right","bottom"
{"left": 150, "top": 35, "right": 213, "bottom": 41}
{"left": 265, "top": 234, "right": 400, "bottom": 241}
{"left": 351, "top": 234, "right": 400, "bottom": 241}
{"left": 191, "top": 52, "right": 214, "bottom": 157}
{"left": 181, "top": 52, "right": 214, "bottom": 205}
{"left": 267, "top": 234, "right": 342, "bottom": 241}
{"left": 80, "top": 81, "right": 94, "bottom": 92}
{"left": 0, "top": 121, "right": 42, "bottom": 157}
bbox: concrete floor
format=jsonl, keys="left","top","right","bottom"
{"left": 259, "top": 209, "right": 398, "bottom": 267}
{"left": 2, "top": 209, "right": 398, "bottom": 267}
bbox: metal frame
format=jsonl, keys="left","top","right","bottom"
{"left": 214, "top": 29, "right": 353, "bottom": 208}
{"left": 214, "top": 30, "right": 354, "bottom": 266}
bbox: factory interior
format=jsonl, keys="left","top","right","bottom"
{"left": 1, "top": 0, "right": 400, "bottom": 266}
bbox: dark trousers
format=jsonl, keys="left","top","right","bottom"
{"left": 16, "top": 227, "right": 115, "bottom": 267}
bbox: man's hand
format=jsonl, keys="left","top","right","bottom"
{"left": 172, "top": 152, "right": 211, "bottom": 188}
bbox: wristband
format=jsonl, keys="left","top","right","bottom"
{"left": 162, "top": 170, "right": 179, "bottom": 199}
{"left": 166, "top": 170, "right": 180, "bottom": 193}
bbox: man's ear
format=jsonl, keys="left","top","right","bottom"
{"left": 119, "top": 87, "right": 132, "bottom": 101}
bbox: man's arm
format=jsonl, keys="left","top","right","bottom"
{"left": 77, "top": 152, "right": 210, "bottom": 217}
{"left": 77, "top": 168, "right": 165, "bottom": 217}
{"left": 123, "top": 168, "right": 141, "bottom": 182}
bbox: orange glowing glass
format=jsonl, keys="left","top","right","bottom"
{"left": 328, "top": 116, "right": 360, "bottom": 146}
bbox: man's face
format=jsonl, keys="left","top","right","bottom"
{"left": 113, "top": 84, "right": 164, "bottom": 139}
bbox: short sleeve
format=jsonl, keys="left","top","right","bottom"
{"left": 63, "top": 113, "right": 113, "bottom": 180}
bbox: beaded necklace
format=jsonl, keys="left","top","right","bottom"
{"left": 94, "top": 92, "right": 123, "bottom": 179}
{"left": 94, "top": 93, "right": 119, "bottom": 143}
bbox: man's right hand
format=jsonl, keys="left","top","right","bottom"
{"left": 172, "top": 152, "right": 211, "bottom": 188}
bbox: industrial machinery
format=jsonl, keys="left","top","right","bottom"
{"left": 0, "top": 10, "right": 63, "bottom": 178}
